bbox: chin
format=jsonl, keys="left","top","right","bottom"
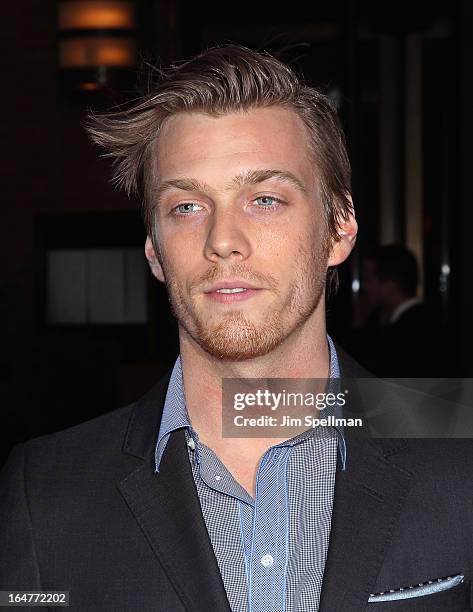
{"left": 191, "top": 314, "right": 287, "bottom": 361}
{"left": 197, "top": 339, "right": 279, "bottom": 362}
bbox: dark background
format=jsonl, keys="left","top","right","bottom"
{"left": 1, "top": 0, "right": 472, "bottom": 465}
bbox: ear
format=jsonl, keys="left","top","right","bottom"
{"left": 327, "top": 196, "right": 358, "bottom": 267}
{"left": 145, "top": 236, "right": 165, "bottom": 283}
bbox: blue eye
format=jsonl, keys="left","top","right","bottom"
{"left": 253, "top": 196, "right": 281, "bottom": 209}
{"left": 173, "top": 202, "right": 203, "bottom": 215}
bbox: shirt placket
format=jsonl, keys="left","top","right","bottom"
{"left": 246, "top": 445, "right": 293, "bottom": 612}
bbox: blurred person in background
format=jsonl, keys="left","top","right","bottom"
{"left": 352, "top": 244, "right": 444, "bottom": 376}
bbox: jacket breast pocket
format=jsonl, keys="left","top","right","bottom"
{"left": 365, "top": 579, "right": 471, "bottom": 612}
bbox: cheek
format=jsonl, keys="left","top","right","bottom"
{"left": 159, "top": 220, "right": 197, "bottom": 254}
{"left": 161, "top": 238, "right": 204, "bottom": 288}
{"left": 259, "top": 233, "right": 285, "bottom": 260}
{"left": 256, "top": 220, "right": 303, "bottom": 255}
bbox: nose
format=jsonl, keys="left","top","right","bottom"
{"left": 203, "top": 208, "right": 252, "bottom": 263}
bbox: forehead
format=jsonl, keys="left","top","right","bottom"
{"left": 154, "top": 106, "right": 316, "bottom": 186}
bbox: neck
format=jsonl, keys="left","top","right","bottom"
{"left": 178, "top": 308, "right": 330, "bottom": 463}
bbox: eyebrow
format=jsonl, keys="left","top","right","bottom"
{"left": 153, "top": 168, "right": 307, "bottom": 206}
{"left": 228, "top": 169, "right": 307, "bottom": 194}
{"left": 154, "top": 178, "right": 210, "bottom": 206}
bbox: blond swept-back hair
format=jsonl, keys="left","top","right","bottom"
{"left": 86, "top": 44, "right": 353, "bottom": 291}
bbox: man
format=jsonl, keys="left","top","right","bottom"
{"left": 355, "top": 245, "right": 444, "bottom": 376}
{"left": 1, "top": 45, "right": 472, "bottom": 611}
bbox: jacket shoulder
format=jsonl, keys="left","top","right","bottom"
{"left": 22, "top": 369, "right": 172, "bottom": 467}
{"left": 25, "top": 401, "right": 137, "bottom": 462}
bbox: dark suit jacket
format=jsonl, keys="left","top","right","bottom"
{"left": 1, "top": 352, "right": 472, "bottom": 611}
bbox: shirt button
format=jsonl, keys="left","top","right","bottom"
{"left": 260, "top": 554, "right": 274, "bottom": 567}
{"left": 187, "top": 438, "right": 196, "bottom": 450}
{"left": 215, "top": 474, "right": 222, "bottom": 481}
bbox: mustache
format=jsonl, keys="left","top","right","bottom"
{"left": 189, "top": 264, "right": 278, "bottom": 293}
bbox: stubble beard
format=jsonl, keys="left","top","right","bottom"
{"left": 160, "top": 236, "right": 328, "bottom": 361}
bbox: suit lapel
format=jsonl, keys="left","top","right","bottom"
{"left": 319, "top": 348, "right": 414, "bottom": 612}
{"left": 319, "top": 437, "right": 413, "bottom": 612}
{"left": 118, "top": 373, "right": 231, "bottom": 612}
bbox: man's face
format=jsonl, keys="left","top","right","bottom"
{"left": 145, "top": 106, "right": 354, "bottom": 360}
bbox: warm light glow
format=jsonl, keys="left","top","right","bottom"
{"left": 59, "top": 1, "right": 135, "bottom": 30}
{"left": 59, "top": 37, "right": 135, "bottom": 68}
{"left": 79, "top": 82, "right": 102, "bottom": 91}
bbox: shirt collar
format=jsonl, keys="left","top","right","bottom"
{"left": 154, "top": 356, "right": 190, "bottom": 471}
{"left": 327, "top": 333, "right": 340, "bottom": 378}
{"left": 155, "top": 335, "right": 345, "bottom": 472}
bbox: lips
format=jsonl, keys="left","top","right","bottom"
{"left": 215, "top": 287, "right": 247, "bottom": 294}
{"left": 204, "top": 280, "right": 259, "bottom": 293}
{"left": 203, "top": 280, "right": 263, "bottom": 304}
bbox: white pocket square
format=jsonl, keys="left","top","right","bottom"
{"left": 368, "top": 574, "right": 464, "bottom": 602}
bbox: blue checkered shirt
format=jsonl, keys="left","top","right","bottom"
{"left": 155, "top": 336, "right": 346, "bottom": 612}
